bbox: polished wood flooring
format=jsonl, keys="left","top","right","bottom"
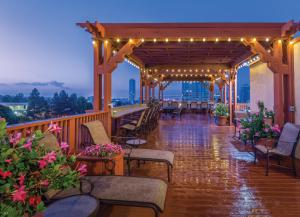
{"left": 103, "top": 114, "right": 300, "bottom": 217}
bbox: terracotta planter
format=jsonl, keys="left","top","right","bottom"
{"left": 216, "top": 116, "right": 228, "bottom": 126}
{"left": 256, "top": 138, "right": 276, "bottom": 149}
{"left": 264, "top": 117, "right": 273, "bottom": 126}
{"left": 78, "top": 154, "right": 124, "bottom": 176}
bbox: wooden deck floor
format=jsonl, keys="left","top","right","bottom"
{"left": 104, "top": 113, "right": 300, "bottom": 217}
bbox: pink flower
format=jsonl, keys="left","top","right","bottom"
{"left": 77, "top": 164, "right": 87, "bottom": 176}
{"left": 40, "top": 179, "right": 49, "bottom": 187}
{"left": 9, "top": 132, "right": 22, "bottom": 145}
{"left": 12, "top": 185, "right": 27, "bottom": 203}
{"left": 22, "top": 141, "right": 32, "bottom": 151}
{"left": 38, "top": 160, "right": 48, "bottom": 169}
{"left": 5, "top": 159, "right": 12, "bottom": 164}
{"left": 43, "top": 151, "right": 56, "bottom": 163}
{"left": 60, "top": 142, "right": 69, "bottom": 151}
{"left": 29, "top": 195, "right": 42, "bottom": 208}
{"left": 47, "top": 122, "right": 62, "bottom": 133}
{"left": 0, "top": 168, "right": 12, "bottom": 179}
{"left": 18, "top": 174, "right": 25, "bottom": 186}
{"left": 0, "top": 117, "right": 5, "bottom": 122}
{"left": 271, "top": 124, "right": 281, "bottom": 134}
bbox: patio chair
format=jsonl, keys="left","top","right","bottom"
{"left": 190, "top": 102, "right": 198, "bottom": 112}
{"left": 82, "top": 120, "right": 175, "bottom": 182}
{"left": 41, "top": 134, "right": 167, "bottom": 217}
{"left": 201, "top": 102, "right": 208, "bottom": 114}
{"left": 120, "top": 110, "right": 146, "bottom": 137}
{"left": 253, "top": 122, "right": 300, "bottom": 176}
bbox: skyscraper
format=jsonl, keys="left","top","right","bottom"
{"left": 129, "top": 79, "right": 136, "bottom": 104}
{"left": 182, "top": 81, "right": 209, "bottom": 101}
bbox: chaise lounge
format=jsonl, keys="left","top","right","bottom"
{"left": 81, "top": 120, "right": 175, "bottom": 182}
{"left": 42, "top": 133, "right": 168, "bottom": 217}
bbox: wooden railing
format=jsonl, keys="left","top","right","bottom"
{"left": 6, "top": 111, "right": 110, "bottom": 153}
{"left": 236, "top": 103, "right": 250, "bottom": 111}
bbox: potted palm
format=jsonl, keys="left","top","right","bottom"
{"left": 214, "top": 103, "right": 229, "bottom": 126}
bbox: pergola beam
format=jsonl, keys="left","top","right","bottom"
{"left": 77, "top": 23, "right": 286, "bottom": 39}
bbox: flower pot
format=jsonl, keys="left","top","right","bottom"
{"left": 77, "top": 154, "right": 124, "bottom": 176}
{"left": 256, "top": 138, "right": 276, "bottom": 149}
{"left": 264, "top": 117, "right": 273, "bottom": 126}
{"left": 216, "top": 116, "right": 228, "bottom": 126}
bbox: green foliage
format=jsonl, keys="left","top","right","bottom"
{"left": 0, "top": 93, "right": 27, "bottom": 103}
{"left": 51, "top": 91, "right": 92, "bottom": 116}
{"left": 0, "top": 105, "right": 18, "bottom": 124}
{"left": 239, "top": 101, "right": 279, "bottom": 143}
{"left": 214, "top": 103, "right": 229, "bottom": 117}
{"left": 27, "top": 88, "right": 49, "bottom": 119}
{"left": 0, "top": 119, "right": 81, "bottom": 216}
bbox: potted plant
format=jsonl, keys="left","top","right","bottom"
{"left": 264, "top": 109, "right": 274, "bottom": 126}
{"left": 0, "top": 118, "right": 85, "bottom": 217}
{"left": 78, "top": 143, "right": 124, "bottom": 176}
{"left": 214, "top": 103, "right": 229, "bottom": 126}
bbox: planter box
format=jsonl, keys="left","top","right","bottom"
{"left": 216, "top": 116, "right": 228, "bottom": 126}
{"left": 255, "top": 138, "right": 276, "bottom": 149}
{"left": 264, "top": 117, "right": 273, "bottom": 126}
{"left": 77, "top": 154, "right": 124, "bottom": 176}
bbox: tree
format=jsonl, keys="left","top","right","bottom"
{"left": 27, "top": 88, "right": 49, "bottom": 119}
{"left": 0, "top": 105, "right": 18, "bottom": 124}
{"left": 51, "top": 90, "right": 71, "bottom": 116}
{"left": 68, "top": 93, "right": 78, "bottom": 115}
{"left": 76, "top": 96, "right": 93, "bottom": 113}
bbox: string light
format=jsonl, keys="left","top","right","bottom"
{"left": 190, "top": 38, "right": 194, "bottom": 42}
{"left": 253, "top": 38, "right": 257, "bottom": 42}
{"left": 105, "top": 40, "right": 108, "bottom": 44}
{"left": 92, "top": 40, "right": 96, "bottom": 45}
{"left": 215, "top": 38, "right": 219, "bottom": 42}
{"left": 116, "top": 38, "right": 120, "bottom": 43}
{"left": 129, "top": 38, "right": 133, "bottom": 43}
{"left": 228, "top": 38, "right": 231, "bottom": 42}
{"left": 240, "top": 38, "right": 244, "bottom": 42}
{"left": 265, "top": 38, "right": 269, "bottom": 42}
{"left": 141, "top": 38, "right": 145, "bottom": 42}
{"left": 153, "top": 38, "right": 157, "bottom": 43}
{"left": 278, "top": 39, "right": 282, "bottom": 44}
{"left": 178, "top": 38, "right": 181, "bottom": 42}
{"left": 165, "top": 38, "right": 169, "bottom": 43}
{"left": 203, "top": 38, "right": 206, "bottom": 42}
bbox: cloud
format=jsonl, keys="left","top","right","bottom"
{"left": 14, "top": 81, "right": 69, "bottom": 89}
{"left": 0, "top": 81, "right": 71, "bottom": 97}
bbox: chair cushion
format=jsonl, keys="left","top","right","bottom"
{"left": 83, "top": 121, "right": 111, "bottom": 144}
{"left": 52, "top": 176, "right": 167, "bottom": 211}
{"left": 121, "top": 124, "right": 136, "bottom": 131}
{"left": 255, "top": 144, "right": 292, "bottom": 156}
{"left": 125, "top": 148, "right": 174, "bottom": 166}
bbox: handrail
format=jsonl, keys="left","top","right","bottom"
{"left": 6, "top": 111, "right": 110, "bottom": 153}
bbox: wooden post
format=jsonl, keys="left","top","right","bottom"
{"left": 103, "top": 40, "right": 113, "bottom": 112}
{"left": 224, "top": 84, "right": 227, "bottom": 104}
{"left": 145, "top": 82, "right": 149, "bottom": 102}
{"left": 234, "top": 74, "right": 237, "bottom": 110}
{"left": 152, "top": 85, "right": 155, "bottom": 99}
{"left": 93, "top": 40, "right": 103, "bottom": 111}
{"left": 140, "top": 78, "right": 144, "bottom": 104}
{"left": 210, "top": 80, "right": 215, "bottom": 102}
{"left": 229, "top": 79, "right": 233, "bottom": 126}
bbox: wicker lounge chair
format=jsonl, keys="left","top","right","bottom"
{"left": 253, "top": 122, "right": 300, "bottom": 176}
{"left": 82, "top": 120, "right": 174, "bottom": 182}
{"left": 42, "top": 134, "right": 168, "bottom": 217}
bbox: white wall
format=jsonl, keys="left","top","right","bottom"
{"left": 294, "top": 42, "right": 300, "bottom": 124}
{"left": 249, "top": 62, "right": 274, "bottom": 112}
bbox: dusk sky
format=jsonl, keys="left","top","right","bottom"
{"left": 0, "top": 0, "right": 299, "bottom": 97}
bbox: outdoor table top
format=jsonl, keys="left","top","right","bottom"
{"left": 112, "top": 105, "right": 148, "bottom": 119}
{"left": 44, "top": 195, "right": 99, "bottom": 217}
{"left": 126, "top": 138, "right": 147, "bottom": 146}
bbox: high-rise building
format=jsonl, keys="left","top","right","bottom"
{"left": 182, "top": 81, "right": 209, "bottom": 101}
{"left": 239, "top": 84, "right": 250, "bottom": 103}
{"left": 129, "top": 79, "right": 136, "bottom": 104}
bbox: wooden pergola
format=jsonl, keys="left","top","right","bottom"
{"left": 78, "top": 21, "right": 300, "bottom": 126}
